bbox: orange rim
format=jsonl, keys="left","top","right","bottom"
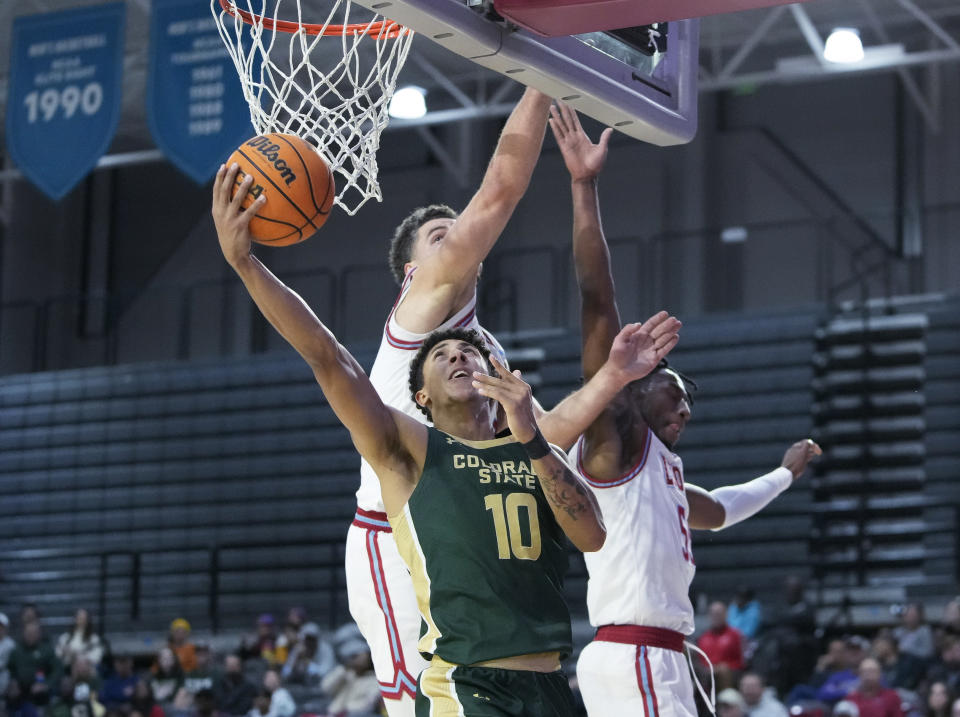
{"left": 218, "top": 0, "right": 408, "bottom": 39}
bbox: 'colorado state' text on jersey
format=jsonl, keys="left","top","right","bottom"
{"left": 357, "top": 268, "right": 507, "bottom": 512}
{"left": 570, "top": 427, "right": 696, "bottom": 634}
{"left": 390, "top": 429, "right": 572, "bottom": 666}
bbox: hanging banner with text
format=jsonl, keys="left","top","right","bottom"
{"left": 147, "top": 0, "right": 253, "bottom": 184}
{"left": 6, "top": 3, "right": 126, "bottom": 200}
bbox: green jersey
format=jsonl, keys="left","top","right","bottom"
{"left": 390, "top": 427, "right": 572, "bottom": 666}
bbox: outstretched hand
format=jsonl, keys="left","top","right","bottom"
{"left": 606, "top": 311, "right": 681, "bottom": 384}
{"left": 549, "top": 101, "right": 613, "bottom": 183}
{"left": 212, "top": 163, "right": 265, "bottom": 268}
{"left": 781, "top": 439, "right": 822, "bottom": 479}
{"left": 471, "top": 355, "right": 539, "bottom": 444}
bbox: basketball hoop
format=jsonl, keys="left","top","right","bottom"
{"left": 212, "top": 0, "right": 415, "bottom": 215}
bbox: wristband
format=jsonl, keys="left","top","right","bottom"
{"left": 522, "top": 430, "right": 551, "bottom": 460}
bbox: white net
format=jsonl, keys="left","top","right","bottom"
{"left": 212, "top": 0, "right": 415, "bottom": 215}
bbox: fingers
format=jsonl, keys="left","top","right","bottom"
{"left": 213, "top": 163, "right": 227, "bottom": 203}
{"left": 557, "top": 100, "right": 583, "bottom": 134}
{"left": 471, "top": 370, "right": 529, "bottom": 407}
{"left": 640, "top": 310, "right": 670, "bottom": 331}
{"left": 598, "top": 127, "right": 613, "bottom": 151}
{"left": 655, "top": 334, "right": 680, "bottom": 360}
{"left": 640, "top": 311, "right": 682, "bottom": 343}
{"left": 485, "top": 355, "right": 524, "bottom": 384}
{"left": 548, "top": 105, "right": 567, "bottom": 142}
{"left": 231, "top": 171, "right": 254, "bottom": 210}
{"left": 805, "top": 438, "right": 823, "bottom": 456}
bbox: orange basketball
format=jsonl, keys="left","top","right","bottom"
{"left": 227, "top": 133, "right": 335, "bottom": 246}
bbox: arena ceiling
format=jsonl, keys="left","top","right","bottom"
{"left": 0, "top": 0, "right": 958, "bottom": 170}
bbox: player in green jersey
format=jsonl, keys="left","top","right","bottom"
{"left": 213, "top": 161, "right": 680, "bottom": 715}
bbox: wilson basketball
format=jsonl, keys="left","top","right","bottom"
{"left": 227, "top": 133, "right": 335, "bottom": 246}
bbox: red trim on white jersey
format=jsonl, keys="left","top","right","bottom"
{"left": 383, "top": 267, "right": 478, "bottom": 351}
{"left": 577, "top": 427, "right": 652, "bottom": 488}
{"left": 364, "top": 529, "right": 418, "bottom": 700}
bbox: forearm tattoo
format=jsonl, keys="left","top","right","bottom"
{"left": 539, "top": 463, "right": 592, "bottom": 521}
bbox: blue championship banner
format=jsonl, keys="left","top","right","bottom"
{"left": 6, "top": 3, "right": 126, "bottom": 200}
{"left": 147, "top": 0, "right": 253, "bottom": 184}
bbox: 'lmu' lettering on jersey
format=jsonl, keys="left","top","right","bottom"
{"left": 452, "top": 454, "right": 538, "bottom": 489}
{"left": 660, "top": 454, "right": 685, "bottom": 491}
{"left": 246, "top": 137, "right": 297, "bottom": 185}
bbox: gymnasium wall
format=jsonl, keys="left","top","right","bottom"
{"left": 1, "top": 71, "right": 960, "bottom": 372}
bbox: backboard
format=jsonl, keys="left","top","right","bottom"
{"left": 350, "top": 0, "right": 700, "bottom": 145}
{"left": 492, "top": 0, "right": 812, "bottom": 37}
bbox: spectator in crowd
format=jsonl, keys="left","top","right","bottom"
{"left": 699, "top": 601, "right": 746, "bottom": 689}
{"left": 4, "top": 679, "right": 40, "bottom": 717}
{"left": 319, "top": 625, "right": 380, "bottom": 717}
{"left": 7, "top": 620, "right": 61, "bottom": 707}
{"left": 274, "top": 610, "right": 305, "bottom": 668}
{"left": 57, "top": 674, "right": 105, "bottom": 717}
{"left": 730, "top": 588, "right": 763, "bottom": 641}
{"left": 835, "top": 700, "right": 861, "bottom": 717}
{"left": 845, "top": 657, "right": 904, "bottom": 717}
{"left": 245, "top": 671, "right": 293, "bottom": 717}
{"left": 183, "top": 644, "right": 217, "bottom": 697}
{"left": 238, "top": 617, "right": 277, "bottom": 667}
{"left": 926, "top": 681, "right": 952, "bottom": 717}
{"left": 940, "top": 601, "right": 960, "bottom": 643}
{"left": 150, "top": 647, "right": 183, "bottom": 705}
{"left": 213, "top": 656, "right": 254, "bottom": 717}
{"left": 100, "top": 654, "right": 138, "bottom": 712}
{"left": 873, "top": 634, "right": 912, "bottom": 689}
{"left": 740, "top": 671, "right": 788, "bottom": 717}
{"left": 751, "top": 577, "right": 819, "bottom": 698}
{"left": 785, "top": 638, "right": 847, "bottom": 703}
{"left": 17, "top": 607, "right": 39, "bottom": 631}
{"left": 168, "top": 621, "right": 196, "bottom": 674}
{"left": 816, "top": 636, "right": 871, "bottom": 705}
{"left": 897, "top": 605, "right": 936, "bottom": 665}
{"left": 55, "top": 609, "right": 104, "bottom": 670}
{"left": 951, "top": 697, "right": 960, "bottom": 717}
{"left": 194, "top": 689, "right": 223, "bottom": 717}
{"left": 717, "top": 688, "right": 748, "bottom": 717}
{"left": 927, "top": 637, "right": 960, "bottom": 696}
{"left": 247, "top": 691, "right": 270, "bottom": 717}
{"left": 0, "top": 613, "right": 14, "bottom": 699}
{"left": 70, "top": 657, "right": 102, "bottom": 699}
{"left": 815, "top": 640, "right": 854, "bottom": 684}
{"left": 130, "top": 678, "right": 165, "bottom": 717}
{"left": 280, "top": 624, "right": 334, "bottom": 686}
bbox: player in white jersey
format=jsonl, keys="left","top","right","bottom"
{"left": 548, "top": 101, "right": 822, "bottom": 717}
{"left": 343, "top": 87, "right": 552, "bottom": 713}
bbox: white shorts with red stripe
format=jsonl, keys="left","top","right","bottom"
{"left": 345, "top": 509, "right": 429, "bottom": 717}
{"left": 577, "top": 625, "right": 697, "bottom": 717}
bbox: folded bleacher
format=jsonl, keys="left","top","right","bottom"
{"left": 1, "top": 298, "right": 958, "bottom": 638}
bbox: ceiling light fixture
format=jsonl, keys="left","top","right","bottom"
{"left": 824, "top": 28, "right": 864, "bottom": 64}
{"left": 389, "top": 85, "right": 427, "bottom": 119}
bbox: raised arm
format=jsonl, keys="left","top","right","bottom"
{"left": 686, "top": 439, "right": 822, "bottom": 530}
{"left": 213, "top": 164, "right": 426, "bottom": 504}
{"left": 536, "top": 312, "right": 680, "bottom": 451}
{"left": 471, "top": 356, "right": 605, "bottom": 552}
{"left": 413, "top": 87, "right": 552, "bottom": 294}
{"left": 550, "top": 101, "right": 618, "bottom": 381}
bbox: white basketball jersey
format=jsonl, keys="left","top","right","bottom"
{"left": 570, "top": 428, "right": 696, "bottom": 634}
{"left": 355, "top": 268, "right": 507, "bottom": 511}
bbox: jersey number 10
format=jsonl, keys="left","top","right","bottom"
{"left": 485, "top": 493, "right": 542, "bottom": 560}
